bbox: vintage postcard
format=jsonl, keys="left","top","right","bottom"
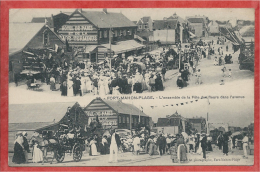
{"left": 1, "top": 2, "right": 258, "bottom": 171}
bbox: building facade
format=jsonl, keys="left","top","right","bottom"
{"left": 57, "top": 9, "right": 144, "bottom": 62}
{"left": 186, "top": 16, "right": 209, "bottom": 38}
{"left": 208, "top": 20, "right": 220, "bottom": 36}
{"left": 84, "top": 98, "right": 150, "bottom": 130}
{"left": 136, "top": 16, "right": 153, "bottom": 31}
{"left": 155, "top": 111, "right": 187, "bottom": 135}
{"left": 9, "top": 23, "right": 65, "bottom": 82}
{"left": 187, "top": 117, "right": 207, "bottom": 133}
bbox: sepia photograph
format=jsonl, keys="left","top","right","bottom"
{"left": 7, "top": 7, "right": 255, "bottom": 167}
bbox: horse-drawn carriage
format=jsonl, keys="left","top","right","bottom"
{"left": 53, "top": 131, "right": 85, "bottom": 162}
{"left": 30, "top": 129, "right": 86, "bottom": 163}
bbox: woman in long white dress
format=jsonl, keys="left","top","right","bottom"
{"left": 67, "top": 75, "right": 74, "bottom": 97}
{"left": 104, "top": 76, "right": 110, "bottom": 95}
{"left": 89, "top": 139, "right": 98, "bottom": 156}
{"left": 197, "top": 136, "right": 203, "bottom": 155}
{"left": 98, "top": 78, "right": 106, "bottom": 96}
{"left": 32, "top": 141, "right": 43, "bottom": 163}
{"left": 85, "top": 75, "right": 92, "bottom": 93}
{"left": 144, "top": 72, "right": 151, "bottom": 91}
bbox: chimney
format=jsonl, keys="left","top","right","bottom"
{"left": 103, "top": 8, "right": 108, "bottom": 14}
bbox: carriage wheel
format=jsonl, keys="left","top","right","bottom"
{"left": 72, "top": 144, "right": 82, "bottom": 162}
{"left": 55, "top": 148, "right": 65, "bottom": 163}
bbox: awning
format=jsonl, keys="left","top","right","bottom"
{"left": 189, "top": 31, "right": 196, "bottom": 38}
{"left": 84, "top": 45, "right": 98, "bottom": 53}
{"left": 20, "top": 70, "right": 41, "bottom": 75}
{"left": 101, "top": 40, "right": 145, "bottom": 54}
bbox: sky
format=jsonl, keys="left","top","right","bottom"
{"left": 10, "top": 8, "right": 255, "bottom": 24}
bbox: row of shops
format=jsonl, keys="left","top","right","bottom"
{"left": 9, "top": 8, "right": 146, "bottom": 81}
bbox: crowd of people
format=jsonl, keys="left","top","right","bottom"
{"left": 12, "top": 127, "right": 252, "bottom": 165}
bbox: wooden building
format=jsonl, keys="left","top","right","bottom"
{"left": 84, "top": 98, "right": 150, "bottom": 130}
{"left": 186, "top": 16, "right": 209, "bottom": 38}
{"left": 155, "top": 111, "right": 187, "bottom": 135}
{"left": 9, "top": 22, "right": 65, "bottom": 82}
{"left": 187, "top": 117, "right": 207, "bottom": 133}
{"left": 8, "top": 102, "right": 88, "bottom": 152}
{"left": 57, "top": 9, "right": 144, "bottom": 62}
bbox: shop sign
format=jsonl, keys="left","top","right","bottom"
{"left": 86, "top": 110, "right": 115, "bottom": 116}
{"left": 59, "top": 24, "right": 98, "bottom": 43}
{"left": 89, "top": 116, "right": 117, "bottom": 126}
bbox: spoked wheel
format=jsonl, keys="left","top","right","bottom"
{"left": 55, "top": 147, "right": 65, "bottom": 163}
{"left": 72, "top": 144, "right": 82, "bottom": 162}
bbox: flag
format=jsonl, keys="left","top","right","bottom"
{"left": 55, "top": 44, "right": 59, "bottom": 52}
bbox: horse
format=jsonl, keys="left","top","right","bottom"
{"left": 29, "top": 135, "right": 58, "bottom": 164}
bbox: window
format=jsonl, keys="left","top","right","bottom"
{"left": 119, "top": 30, "right": 123, "bottom": 36}
{"left": 123, "top": 30, "right": 126, "bottom": 36}
{"left": 104, "top": 30, "right": 108, "bottom": 38}
{"left": 123, "top": 116, "right": 126, "bottom": 123}
{"left": 138, "top": 25, "right": 142, "bottom": 29}
{"left": 43, "top": 31, "right": 49, "bottom": 46}
{"left": 99, "top": 31, "right": 103, "bottom": 38}
{"left": 119, "top": 116, "right": 121, "bottom": 123}
{"left": 144, "top": 24, "right": 148, "bottom": 29}
{"left": 114, "top": 30, "right": 118, "bottom": 37}
{"left": 127, "top": 116, "right": 129, "bottom": 123}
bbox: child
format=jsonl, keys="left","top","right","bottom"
{"left": 222, "top": 66, "right": 227, "bottom": 77}
{"left": 195, "top": 69, "right": 202, "bottom": 85}
{"left": 220, "top": 79, "right": 225, "bottom": 85}
{"left": 228, "top": 69, "right": 232, "bottom": 77}
{"left": 32, "top": 140, "right": 43, "bottom": 163}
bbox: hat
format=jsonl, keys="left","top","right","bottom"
{"left": 16, "top": 131, "right": 23, "bottom": 136}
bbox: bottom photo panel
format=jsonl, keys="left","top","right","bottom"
{"left": 9, "top": 96, "right": 254, "bottom": 166}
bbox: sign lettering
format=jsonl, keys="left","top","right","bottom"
{"left": 86, "top": 110, "right": 115, "bottom": 116}
{"left": 61, "top": 25, "right": 94, "bottom": 31}
{"left": 60, "top": 35, "right": 97, "bottom": 42}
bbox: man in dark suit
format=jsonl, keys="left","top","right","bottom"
{"left": 109, "top": 129, "right": 121, "bottom": 163}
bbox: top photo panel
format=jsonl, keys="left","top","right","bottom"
{"left": 9, "top": 8, "right": 255, "bottom": 104}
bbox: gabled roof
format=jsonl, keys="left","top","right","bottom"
{"left": 102, "top": 100, "right": 148, "bottom": 117}
{"left": 9, "top": 22, "right": 45, "bottom": 55}
{"left": 187, "top": 18, "right": 204, "bottom": 24}
{"left": 9, "top": 22, "right": 65, "bottom": 56}
{"left": 153, "top": 20, "right": 178, "bottom": 30}
{"left": 31, "top": 17, "right": 54, "bottom": 28}
{"left": 84, "top": 99, "right": 148, "bottom": 117}
{"left": 168, "top": 14, "right": 187, "bottom": 24}
{"left": 187, "top": 118, "right": 206, "bottom": 123}
{"left": 142, "top": 16, "right": 151, "bottom": 23}
{"left": 153, "top": 20, "right": 165, "bottom": 30}
{"left": 9, "top": 102, "right": 78, "bottom": 123}
{"left": 79, "top": 10, "right": 137, "bottom": 29}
